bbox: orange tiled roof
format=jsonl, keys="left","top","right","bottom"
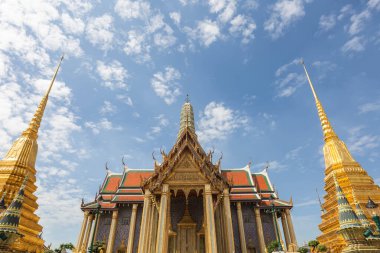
{"left": 83, "top": 167, "right": 290, "bottom": 209}
{"left": 120, "top": 170, "right": 153, "bottom": 187}
{"left": 101, "top": 174, "right": 122, "bottom": 193}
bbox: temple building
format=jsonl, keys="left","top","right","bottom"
{"left": 0, "top": 56, "right": 63, "bottom": 252}
{"left": 302, "top": 62, "right": 380, "bottom": 252}
{"left": 76, "top": 100, "right": 298, "bottom": 253}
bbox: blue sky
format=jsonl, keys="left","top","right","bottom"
{"left": 1, "top": 0, "right": 380, "bottom": 247}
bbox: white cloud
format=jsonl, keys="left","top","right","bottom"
{"left": 123, "top": 30, "right": 151, "bottom": 63}
{"left": 154, "top": 26, "right": 177, "bottom": 49}
{"left": 197, "top": 102, "right": 249, "bottom": 143}
{"left": 218, "top": 0, "right": 237, "bottom": 23}
{"left": 348, "top": 10, "right": 371, "bottom": 36}
{"left": 342, "top": 36, "right": 366, "bottom": 53}
{"left": 347, "top": 126, "right": 380, "bottom": 155}
{"left": 96, "top": 60, "right": 128, "bottom": 89}
{"left": 170, "top": 12, "right": 181, "bottom": 25}
{"left": 319, "top": 14, "right": 336, "bottom": 31}
{"left": 179, "top": 0, "right": 198, "bottom": 5}
{"left": 359, "top": 100, "right": 380, "bottom": 113}
{"left": 61, "top": 13, "right": 85, "bottom": 35}
{"left": 86, "top": 14, "right": 114, "bottom": 50}
{"left": 84, "top": 118, "right": 122, "bottom": 135}
{"left": 275, "top": 58, "right": 306, "bottom": 97}
{"left": 275, "top": 59, "right": 336, "bottom": 98}
{"left": 114, "top": 0, "right": 151, "bottom": 20}
{"left": 209, "top": 0, "right": 227, "bottom": 13}
{"left": 368, "top": 0, "right": 380, "bottom": 10}
{"left": 187, "top": 19, "right": 221, "bottom": 47}
{"left": 296, "top": 199, "right": 319, "bottom": 207}
{"left": 100, "top": 101, "right": 117, "bottom": 115}
{"left": 229, "top": 15, "right": 257, "bottom": 44}
{"left": 338, "top": 4, "right": 354, "bottom": 20}
{"left": 254, "top": 160, "right": 286, "bottom": 173}
{"left": 264, "top": 0, "right": 306, "bottom": 39}
{"left": 151, "top": 67, "right": 181, "bottom": 105}
{"left": 116, "top": 94, "right": 134, "bottom": 106}
{"left": 146, "top": 114, "right": 170, "bottom": 139}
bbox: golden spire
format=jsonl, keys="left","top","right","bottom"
{"left": 2, "top": 56, "right": 63, "bottom": 166}
{"left": 22, "top": 55, "right": 64, "bottom": 139}
{"left": 301, "top": 60, "right": 338, "bottom": 142}
{"left": 178, "top": 95, "right": 196, "bottom": 138}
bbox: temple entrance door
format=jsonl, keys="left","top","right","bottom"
{"left": 176, "top": 207, "right": 197, "bottom": 253}
{"left": 177, "top": 223, "right": 196, "bottom": 253}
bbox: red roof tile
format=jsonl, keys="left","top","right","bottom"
{"left": 222, "top": 170, "right": 252, "bottom": 186}
{"left": 254, "top": 174, "right": 272, "bottom": 191}
{"left": 121, "top": 171, "right": 153, "bottom": 187}
{"left": 102, "top": 175, "right": 122, "bottom": 193}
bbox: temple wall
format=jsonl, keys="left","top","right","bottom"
{"left": 96, "top": 212, "right": 112, "bottom": 244}
{"left": 262, "top": 212, "right": 276, "bottom": 245}
{"left": 242, "top": 204, "right": 259, "bottom": 252}
{"left": 114, "top": 205, "right": 132, "bottom": 251}
{"left": 231, "top": 203, "right": 242, "bottom": 253}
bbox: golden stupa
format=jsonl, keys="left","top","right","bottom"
{"left": 302, "top": 62, "right": 380, "bottom": 252}
{"left": 0, "top": 57, "right": 63, "bottom": 252}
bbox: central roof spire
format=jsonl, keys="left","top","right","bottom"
{"left": 178, "top": 95, "right": 195, "bottom": 138}
{"left": 301, "top": 60, "right": 338, "bottom": 142}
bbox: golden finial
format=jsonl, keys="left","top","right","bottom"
{"left": 301, "top": 59, "right": 337, "bottom": 142}
{"left": 22, "top": 55, "right": 64, "bottom": 139}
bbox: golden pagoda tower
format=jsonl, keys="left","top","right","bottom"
{"left": 302, "top": 61, "right": 380, "bottom": 252}
{"left": 0, "top": 56, "right": 63, "bottom": 252}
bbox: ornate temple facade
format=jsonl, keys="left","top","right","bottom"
{"left": 302, "top": 62, "right": 380, "bottom": 252}
{"left": 0, "top": 57, "right": 63, "bottom": 252}
{"left": 76, "top": 101, "right": 298, "bottom": 253}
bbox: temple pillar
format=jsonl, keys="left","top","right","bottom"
{"left": 106, "top": 210, "right": 119, "bottom": 253}
{"left": 205, "top": 184, "right": 218, "bottom": 253}
{"left": 285, "top": 209, "right": 298, "bottom": 251}
{"left": 138, "top": 189, "right": 151, "bottom": 253}
{"left": 88, "top": 211, "right": 101, "bottom": 251}
{"left": 236, "top": 202, "right": 247, "bottom": 253}
{"left": 82, "top": 213, "right": 94, "bottom": 252}
{"left": 150, "top": 204, "right": 159, "bottom": 252}
{"left": 155, "top": 184, "right": 169, "bottom": 253}
{"left": 127, "top": 204, "right": 138, "bottom": 253}
{"left": 281, "top": 211, "right": 291, "bottom": 250}
{"left": 223, "top": 188, "right": 235, "bottom": 253}
{"left": 146, "top": 200, "right": 154, "bottom": 250}
{"left": 75, "top": 211, "right": 89, "bottom": 252}
{"left": 254, "top": 207, "right": 266, "bottom": 253}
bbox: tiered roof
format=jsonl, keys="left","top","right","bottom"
{"left": 82, "top": 164, "right": 291, "bottom": 211}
